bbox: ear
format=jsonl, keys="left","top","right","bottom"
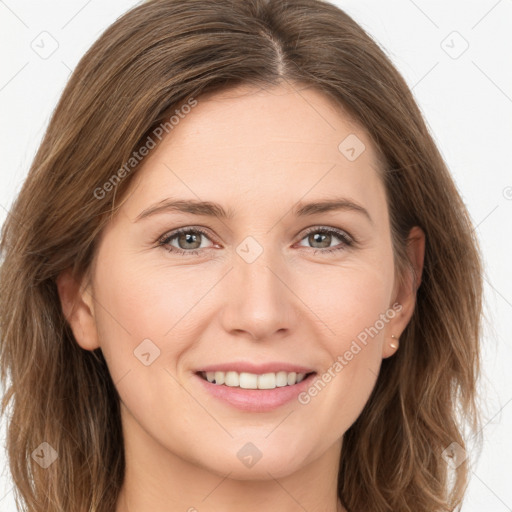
{"left": 382, "top": 226, "right": 425, "bottom": 358}
{"left": 56, "top": 268, "right": 100, "bottom": 351}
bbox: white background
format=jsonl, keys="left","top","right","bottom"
{"left": 0, "top": 0, "right": 511, "bottom": 510}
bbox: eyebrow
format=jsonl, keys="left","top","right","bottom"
{"left": 134, "top": 197, "right": 373, "bottom": 224}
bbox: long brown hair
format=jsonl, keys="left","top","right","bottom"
{"left": 0, "top": 0, "right": 483, "bottom": 510}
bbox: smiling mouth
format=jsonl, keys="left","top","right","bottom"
{"left": 196, "top": 370, "right": 316, "bottom": 390}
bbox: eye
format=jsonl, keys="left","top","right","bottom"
{"left": 157, "top": 225, "right": 355, "bottom": 257}
{"left": 158, "top": 227, "right": 215, "bottom": 256}
{"left": 296, "top": 226, "right": 354, "bottom": 254}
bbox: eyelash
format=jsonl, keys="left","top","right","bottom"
{"left": 157, "top": 226, "right": 355, "bottom": 257}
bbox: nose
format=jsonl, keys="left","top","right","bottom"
{"left": 219, "top": 244, "right": 298, "bottom": 341}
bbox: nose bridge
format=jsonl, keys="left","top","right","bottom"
{"left": 238, "top": 245, "right": 280, "bottom": 298}
{"left": 221, "top": 235, "right": 295, "bottom": 339}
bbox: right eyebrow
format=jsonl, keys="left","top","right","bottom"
{"left": 134, "top": 199, "right": 235, "bottom": 222}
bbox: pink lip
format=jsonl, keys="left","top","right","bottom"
{"left": 196, "top": 362, "right": 315, "bottom": 374}
{"left": 193, "top": 371, "right": 317, "bottom": 413}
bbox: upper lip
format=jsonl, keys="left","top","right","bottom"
{"left": 196, "top": 362, "right": 316, "bottom": 375}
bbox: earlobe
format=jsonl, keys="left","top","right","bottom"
{"left": 56, "top": 268, "right": 100, "bottom": 351}
{"left": 382, "top": 334, "right": 400, "bottom": 359}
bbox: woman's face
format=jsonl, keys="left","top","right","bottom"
{"left": 63, "top": 83, "right": 420, "bottom": 481}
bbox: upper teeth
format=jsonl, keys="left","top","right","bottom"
{"left": 202, "top": 371, "right": 308, "bottom": 389}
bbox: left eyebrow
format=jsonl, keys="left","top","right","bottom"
{"left": 293, "top": 198, "right": 373, "bottom": 225}
{"left": 134, "top": 197, "right": 373, "bottom": 225}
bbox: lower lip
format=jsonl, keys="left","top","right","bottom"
{"left": 193, "top": 372, "right": 317, "bottom": 412}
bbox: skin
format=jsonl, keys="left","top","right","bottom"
{"left": 57, "top": 82, "right": 425, "bottom": 512}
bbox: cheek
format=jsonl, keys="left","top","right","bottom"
{"left": 303, "top": 255, "right": 394, "bottom": 350}
{"left": 91, "top": 246, "right": 220, "bottom": 374}
{"left": 90, "top": 252, "right": 213, "bottom": 433}
{"left": 293, "top": 258, "right": 393, "bottom": 429}
{"left": 299, "top": 349, "right": 381, "bottom": 446}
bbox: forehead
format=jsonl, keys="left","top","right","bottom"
{"left": 122, "top": 83, "right": 386, "bottom": 223}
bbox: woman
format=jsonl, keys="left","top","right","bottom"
{"left": 0, "top": 0, "right": 483, "bottom": 511}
